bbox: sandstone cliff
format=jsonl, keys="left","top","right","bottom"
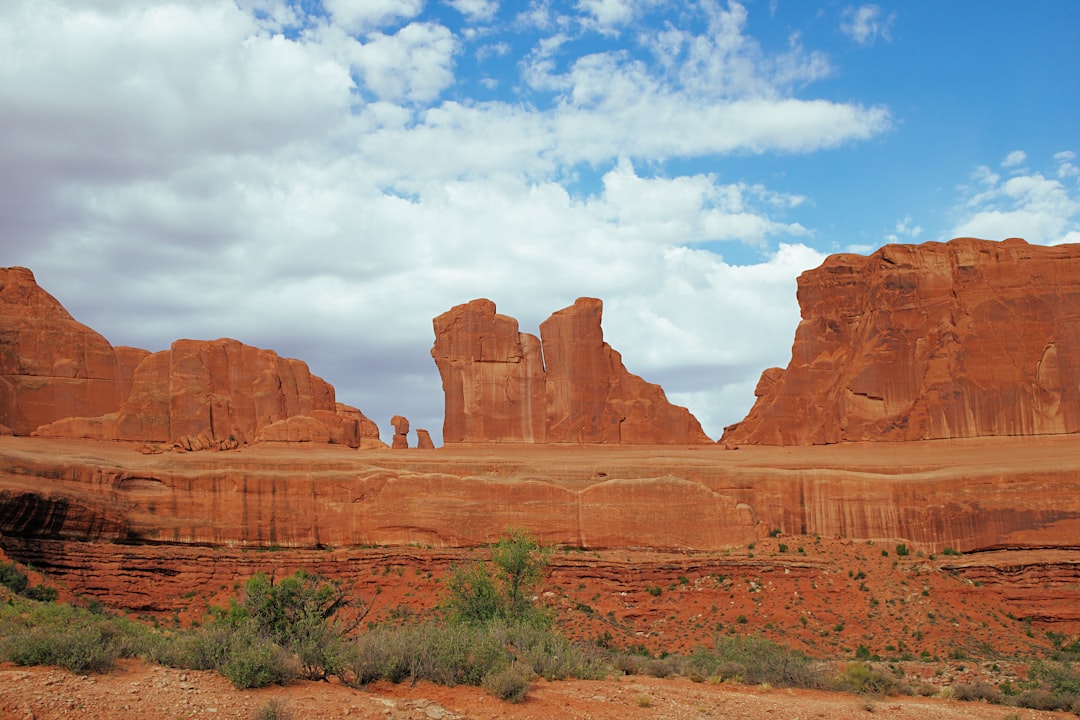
{"left": 2, "top": 266, "right": 370, "bottom": 449}
{"left": 432, "top": 298, "right": 711, "bottom": 444}
{"left": 0, "top": 267, "right": 127, "bottom": 434}
{"left": 723, "top": 238, "right": 1080, "bottom": 445}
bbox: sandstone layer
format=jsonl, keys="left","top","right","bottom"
{"left": 3, "top": 435, "right": 1078, "bottom": 553}
{"left": 723, "top": 238, "right": 1080, "bottom": 445}
{"left": 432, "top": 298, "right": 710, "bottom": 444}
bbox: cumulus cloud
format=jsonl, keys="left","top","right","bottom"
{"left": 1, "top": 0, "right": 893, "bottom": 442}
{"left": 952, "top": 151, "right": 1080, "bottom": 245}
{"left": 840, "top": 4, "right": 895, "bottom": 46}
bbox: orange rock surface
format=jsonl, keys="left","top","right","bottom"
{"left": 34, "top": 338, "right": 360, "bottom": 449}
{"left": 432, "top": 298, "right": 710, "bottom": 444}
{"left": 1, "top": 266, "right": 370, "bottom": 449}
{"left": 723, "top": 238, "right": 1080, "bottom": 445}
{"left": 3, "top": 435, "right": 1079, "bottom": 553}
{"left": 0, "top": 267, "right": 127, "bottom": 434}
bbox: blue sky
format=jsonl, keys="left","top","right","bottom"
{"left": 2, "top": 0, "right": 1078, "bottom": 443}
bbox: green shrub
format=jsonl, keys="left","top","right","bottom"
{"left": 218, "top": 625, "right": 295, "bottom": 689}
{"left": 0, "top": 562, "right": 29, "bottom": 595}
{"left": 681, "top": 636, "right": 823, "bottom": 689}
{"left": 481, "top": 666, "right": 532, "bottom": 703}
{"left": 836, "top": 662, "right": 896, "bottom": 696}
{"left": 0, "top": 601, "right": 155, "bottom": 674}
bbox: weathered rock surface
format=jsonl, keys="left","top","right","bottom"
{"left": 723, "top": 238, "right": 1080, "bottom": 445}
{"left": 35, "top": 338, "right": 360, "bottom": 449}
{"left": 2, "top": 266, "right": 369, "bottom": 449}
{"left": 432, "top": 298, "right": 710, "bottom": 444}
{"left": 0, "top": 267, "right": 127, "bottom": 434}
{"left": 390, "top": 415, "right": 410, "bottom": 449}
{"left": 4, "top": 435, "right": 1079, "bottom": 553}
{"left": 416, "top": 428, "right": 435, "bottom": 449}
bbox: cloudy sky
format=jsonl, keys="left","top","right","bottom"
{"left": 3, "top": 1, "right": 1078, "bottom": 444}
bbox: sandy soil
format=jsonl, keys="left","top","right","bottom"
{"left": 2, "top": 659, "right": 1074, "bottom": 720}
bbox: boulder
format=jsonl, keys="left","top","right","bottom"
{"left": 722, "top": 238, "right": 1080, "bottom": 445}
{"left": 432, "top": 297, "right": 711, "bottom": 444}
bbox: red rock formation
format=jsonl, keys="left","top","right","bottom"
{"left": 432, "top": 298, "right": 710, "bottom": 444}
{"left": 390, "top": 415, "right": 410, "bottom": 449}
{"left": 2, "top": 267, "right": 375, "bottom": 449}
{"left": 431, "top": 299, "right": 547, "bottom": 443}
{"left": 0, "top": 267, "right": 127, "bottom": 434}
{"left": 416, "top": 428, "right": 435, "bottom": 449}
{"left": 723, "top": 238, "right": 1080, "bottom": 445}
{"left": 36, "top": 338, "right": 358, "bottom": 449}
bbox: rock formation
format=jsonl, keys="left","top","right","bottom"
{"left": 390, "top": 415, "right": 410, "bottom": 449}
{"left": 723, "top": 238, "right": 1080, "bottom": 445}
{"left": 34, "top": 338, "right": 362, "bottom": 449}
{"left": 0, "top": 267, "right": 127, "bottom": 434}
{"left": 415, "top": 428, "right": 435, "bottom": 449}
{"left": 431, "top": 298, "right": 710, "bottom": 444}
{"left": 2, "top": 266, "right": 370, "bottom": 450}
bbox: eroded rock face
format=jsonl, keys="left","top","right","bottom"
{"left": 36, "top": 338, "right": 358, "bottom": 449}
{"left": 432, "top": 298, "right": 710, "bottom": 444}
{"left": 723, "top": 238, "right": 1080, "bottom": 445}
{"left": 431, "top": 299, "right": 547, "bottom": 444}
{"left": 1, "top": 266, "right": 367, "bottom": 449}
{"left": 390, "top": 415, "right": 410, "bottom": 449}
{"left": 0, "top": 267, "right": 127, "bottom": 434}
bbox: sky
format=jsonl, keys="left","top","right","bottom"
{"left": 2, "top": 0, "right": 1079, "bottom": 445}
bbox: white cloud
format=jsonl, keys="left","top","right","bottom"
{"left": 1002, "top": 150, "right": 1027, "bottom": 168}
{"left": 351, "top": 22, "right": 458, "bottom": 102}
{"left": 952, "top": 153, "right": 1080, "bottom": 245}
{"left": 840, "top": 4, "right": 895, "bottom": 46}
{"left": 323, "top": 0, "right": 424, "bottom": 33}
{"left": 885, "top": 215, "right": 922, "bottom": 244}
{"left": 445, "top": 0, "right": 499, "bottom": 22}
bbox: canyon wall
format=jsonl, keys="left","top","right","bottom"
{"left": 723, "top": 238, "right": 1080, "bottom": 445}
{"left": 432, "top": 298, "right": 711, "bottom": 444}
{"left": 3, "top": 436, "right": 1078, "bottom": 554}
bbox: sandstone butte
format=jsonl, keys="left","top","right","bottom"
{"left": 723, "top": 237, "right": 1080, "bottom": 445}
{"left": 0, "top": 266, "right": 379, "bottom": 450}
{"left": 431, "top": 297, "right": 711, "bottom": 444}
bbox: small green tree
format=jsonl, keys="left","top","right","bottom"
{"left": 446, "top": 529, "right": 550, "bottom": 627}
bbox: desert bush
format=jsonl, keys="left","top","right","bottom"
{"left": 252, "top": 698, "right": 292, "bottom": 720}
{"left": 481, "top": 665, "right": 532, "bottom": 703}
{"left": 218, "top": 624, "right": 296, "bottom": 689}
{"left": 952, "top": 681, "right": 1004, "bottom": 704}
{"left": 835, "top": 662, "right": 896, "bottom": 696}
{"left": 0, "top": 600, "right": 157, "bottom": 674}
